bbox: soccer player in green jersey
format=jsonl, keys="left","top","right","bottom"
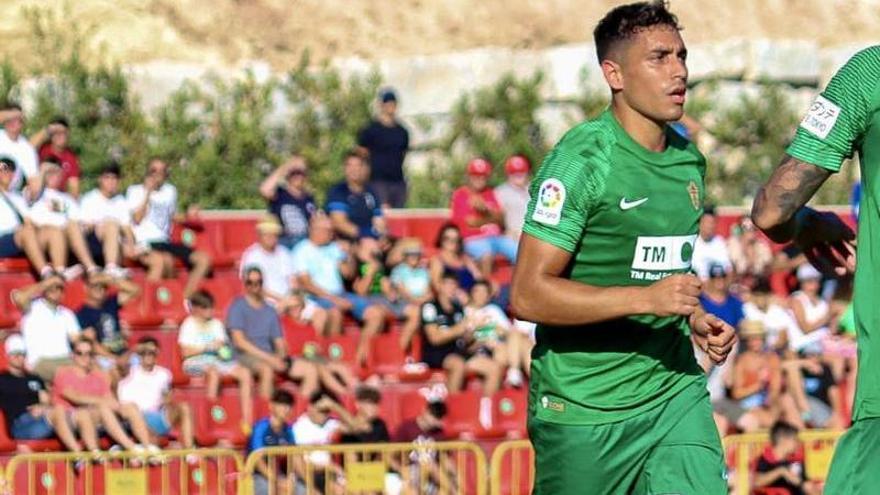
{"left": 752, "top": 47, "right": 879, "bottom": 493}
{"left": 510, "top": 2, "right": 736, "bottom": 493}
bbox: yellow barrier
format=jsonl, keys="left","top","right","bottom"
{"left": 243, "top": 441, "right": 487, "bottom": 495}
{"left": 488, "top": 440, "right": 533, "bottom": 495}
{"left": 723, "top": 429, "right": 844, "bottom": 495}
{"left": 4, "top": 448, "right": 245, "bottom": 495}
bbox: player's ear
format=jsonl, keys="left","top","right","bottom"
{"left": 600, "top": 59, "right": 624, "bottom": 92}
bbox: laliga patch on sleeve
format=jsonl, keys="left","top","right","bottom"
{"left": 532, "top": 178, "right": 566, "bottom": 226}
{"left": 799, "top": 95, "right": 841, "bottom": 140}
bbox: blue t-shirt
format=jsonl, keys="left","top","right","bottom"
{"left": 325, "top": 182, "right": 382, "bottom": 238}
{"left": 226, "top": 296, "right": 282, "bottom": 356}
{"left": 699, "top": 293, "right": 745, "bottom": 329}
{"left": 357, "top": 120, "right": 409, "bottom": 183}
{"left": 290, "top": 240, "right": 346, "bottom": 295}
{"left": 269, "top": 187, "right": 317, "bottom": 242}
{"left": 76, "top": 296, "right": 126, "bottom": 354}
{"left": 248, "top": 417, "right": 295, "bottom": 453}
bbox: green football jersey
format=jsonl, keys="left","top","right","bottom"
{"left": 786, "top": 46, "right": 880, "bottom": 422}
{"left": 522, "top": 109, "right": 706, "bottom": 426}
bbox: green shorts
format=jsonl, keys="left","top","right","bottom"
{"left": 528, "top": 380, "right": 726, "bottom": 495}
{"left": 824, "top": 417, "right": 880, "bottom": 493}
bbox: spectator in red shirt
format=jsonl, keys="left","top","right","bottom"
{"left": 450, "top": 158, "right": 518, "bottom": 277}
{"left": 53, "top": 339, "right": 158, "bottom": 455}
{"left": 31, "top": 118, "right": 80, "bottom": 197}
{"left": 754, "top": 421, "right": 821, "bottom": 495}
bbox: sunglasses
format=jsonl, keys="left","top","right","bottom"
{"left": 46, "top": 284, "right": 64, "bottom": 292}
{"left": 74, "top": 350, "right": 94, "bottom": 357}
{"left": 441, "top": 235, "right": 460, "bottom": 242}
{"left": 7, "top": 352, "right": 25, "bottom": 357}
{"left": 138, "top": 349, "right": 158, "bottom": 357}
{"left": 288, "top": 170, "right": 307, "bottom": 177}
{"left": 245, "top": 279, "right": 263, "bottom": 287}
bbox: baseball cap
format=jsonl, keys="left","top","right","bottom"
{"left": 504, "top": 155, "right": 531, "bottom": 176}
{"left": 797, "top": 263, "right": 822, "bottom": 282}
{"left": 740, "top": 320, "right": 766, "bottom": 338}
{"left": 256, "top": 214, "right": 283, "bottom": 235}
{"left": 380, "top": 89, "right": 397, "bottom": 103}
{"left": 708, "top": 263, "right": 728, "bottom": 278}
{"left": 466, "top": 158, "right": 492, "bottom": 177}
{"left": 4, "top": 334, "right": 25, "bottom": 355}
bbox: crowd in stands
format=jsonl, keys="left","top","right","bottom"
{"left": 0, "top": 91, "right": 858, "bottom": 493}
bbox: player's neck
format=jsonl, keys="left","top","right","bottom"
{"left": 611, "top": 101, "right": 667, "bottom": 152}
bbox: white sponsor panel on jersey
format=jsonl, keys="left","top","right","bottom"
{"left": 799, "top": 94, "right": 841, "bottom": 140}
{"left": 630, "top": 234, "right": 697, "bottom": 271}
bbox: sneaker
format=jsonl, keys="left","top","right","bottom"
{"left": 61, "top": 264, "right": 84, "bottom": 281}
{"left": 145, "top": 444, "right": 165, "bottom": 465}
{"left": 505, "top": 368, "right": 524, "bottom": 388}
{"left": 104, "top": 264, "right": 130, "bottom": 280}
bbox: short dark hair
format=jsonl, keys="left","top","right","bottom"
{"left": 137, "top": 336, "right": 159, "bottom": 348}
{"left": 100, "top": 162, "right": 121, "bottom": 177}
{"left": 769, "top": 421, "right": 799, "bottom": 445}
{"left": 355, "top": 385, "right": 381, "bottom": 404}
{"left": 242, "top": 266, "right": 263, "bottom": 280}
{"left": 271, "top": 390, "right": 295, "bottom": 406}
{"left": 593, "top": 1, "right": 681, "bottom": 61}
{"left": 50, "top": 117, "right": 69, "bottom": 128}
{"left": 189, "top": 289, "right": 214, "bottom": 309}
{"left": 309, "top": 391, "right": 338, "bottom": 405}
{"left": 470, "top": 280, "right": 491, "bottom": 293}
{"left": 434, "top": 223, "right": 462, "bottom": 251}
{"left": 426, "top": 401, "right": 447, "bottom": 420}
{"left": 0, "top": 157, "right": 16, "bottom": 172}
{"left": 344, "top": 150, "right": 366, "bottom": 165}
{"left": 703, "top": 204, "right": 717, "bottom": 217}
{"left": 41, "top": 156, "right": 62, "bottom": 168}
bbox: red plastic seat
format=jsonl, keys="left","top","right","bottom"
{"left": 146, "top": 279, "right": 188, "bottom": 324}
{"left": 60, "top": 279, "right": 86, "bottom": 310}
{"left": 398, "top": 389, "right": 428, "bottom": 425}
{"left": 494, "top": 388, "right": 528, "bottom": 438}
{"left": 444, "top": 390, "right": 505, "bottom": 439}
{"left": 199, "top": 275, "right": 242, "bottom": 316}
{"left": 281, "top": 317, "right": 323, "bottom": 359}
{"left": 0, "top": 257, "right": 31, "bottom": 274}
{"left": 0, "top": 273, "right": 35, "bottom": 328}
{"left": 322, "top": 333, "right": 360, "bottom": 371}
{"left": 366, "top": 330, "right": 430, "bottom": 381}
{"left": 127, "top": 330, "right": 188, "bottom": 386}
{"left": 0, "top": 409, "right": 63, "bottom": 453}
{"left": 190, "top": 389, "right": 247, "bottom": 447}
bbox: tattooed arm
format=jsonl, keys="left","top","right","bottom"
{"left": 752, "top": 154, "right": 856, "bottom": 274}
{"left": 751, "top": 154, "right": 831, "bottom": 243}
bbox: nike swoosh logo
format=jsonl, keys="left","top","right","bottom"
{"left": 619, "top": 197, "right": 648, "bottom": 210}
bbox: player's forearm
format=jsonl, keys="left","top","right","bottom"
{"left": 752, "top": 155, "right": 830, "bottom": 243}
{"left": 510, "top": 275, "right": 652, "bottom": 326}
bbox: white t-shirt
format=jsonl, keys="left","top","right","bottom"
{"left": 117, "top": 364, "right": 172, "bottom": 412}
{"left": 126, "top": 183, "right": 177, "bottom": 244}
{"left": 787, "top": 291, "right": 831, "bottom": 351}
{"left": 240, "top": 243, "right": 296, "bottom": 297}
{"left": 0, "top": 190, "right": 29, "bottom": 234}
{"left": 79, "top": 189, "right": 131, "bottom": 226}
{"left": 21, "top": 298, "right": 81, "bottom": 367}
{"left": 0, "top": 129, "right": 38, "bottom": 191}
{"left": 292, "top": 414, "right": 340, "bottom": 466}
{"left": 692, "top": 235, "right": 733, "bottom": 279}
{"left": 178, "top": 316, "right": 228, "bottom": 348}
{"left": 28, "top": 189, "right": 80, "bottom": 227}
{"left": 494, "top": 182, "right": 530, "bottom": 238}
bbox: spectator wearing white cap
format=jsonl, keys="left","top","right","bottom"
{"left": 0, "top": 334, "right": 98, "bottom": 452}
{"left": 12, "top": 275, "right": 81, "bottom": 382}
{"left": 240, "top": 214, "right": 334, "bottom": 335}
{"left": 493, "top": 155, "right": 532, "bottom": 241}
{"left": 787, "top": 263, "right": 834, "bottom": 354}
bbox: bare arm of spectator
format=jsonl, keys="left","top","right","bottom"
{"left": 337, "top": 247, "right": 357, "bottom": 282}
{"left": 11, "top": 276, "right": 62, "bottom": 313}
{"left": 230, "top": 329, "right": 285, "bottom": 370}
{"left": 754, "top": 466, "right": 798, "bottom": 488}
{"left": 296, "top": 272, "right": 351, "bottom": 311}
{"left": 329, "top": 211, "right": 360, "bottom": 239}
{"left": 60, "top": 387, "right": 117, "bottom": 408}
{"left": 131, "top": 178, "right": 157, "bottom": 225}
{"left": 322, "top": 398, "right": 364, "bottom": 434}
{"left": 790, "top": 297, "right": 831, "bottom": 333}
{"left": 730, "top": 359, "right": 766, "bottom": 400}
{"left": 424, "top": 319, "right": 469, "bottom": 346}
{"left": 429, "top": 257, "right": 446, "bottom": 294}
{"left": 828, "top": 384, "right": 843, "bottom": 426}
{"left": 766, "top": 354, "right": 783, "bottom": 403}
{"left": 259, "top": 162, "right": 294, "bottom": 201}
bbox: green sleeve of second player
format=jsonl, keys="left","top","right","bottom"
{"left": 523, "top": 132, "right": 610, "bottom": 253}
{"left": 787, "top": 47, "right": 880, "bottom": 172}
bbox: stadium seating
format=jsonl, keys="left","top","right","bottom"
{"left": 0, "top": 410, "right": 63, "bottom": 453}
{"left": 444, "top": 390, "right": 506, "bottom": 439}
{"left": 494, "top": 388, "right": 528, "bottom": 438}
{"left": 127, "top": 330, "right": 188, "bottom": 386}
{"left": 366, "top": 330, "right": 430, "bottom": 381}
{"left": 280, "top": 317, "right": 323, "bottom": 358}
{"left": 190, "top": 390, "right": 248, "bottom": 447}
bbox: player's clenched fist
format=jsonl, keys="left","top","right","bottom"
{"left": 643, "top": 274, "right": 701, "bottom": 317}
{"left": 689, "top": 312, "right": 737, "bottom": 365}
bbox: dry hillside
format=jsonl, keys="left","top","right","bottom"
{"left": 0, "top": 0, "right": 878, "bottom": 69}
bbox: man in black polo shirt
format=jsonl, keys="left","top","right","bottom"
{"left": 357, "top": 89, "right": 410, "bottom": 209}
{"left": 0, "top": 335, "right": 95, "bottom": 452}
